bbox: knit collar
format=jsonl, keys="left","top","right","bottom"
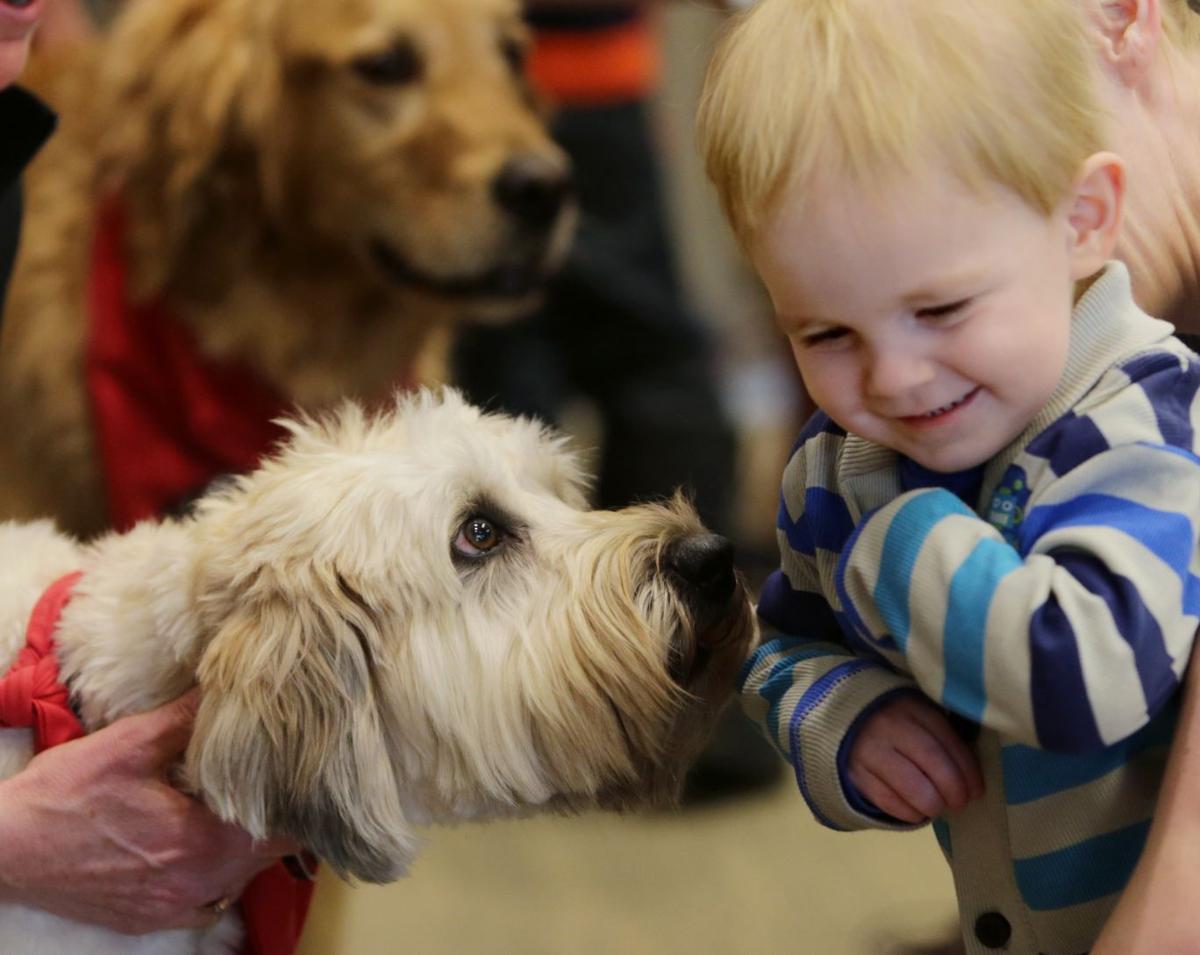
{"left": 978, "top": 260, "right": 1173, "bottom": 492}
{"left": 0, "top": 572, "right": 85, "bottom": 753}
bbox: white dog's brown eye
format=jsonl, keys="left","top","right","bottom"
{"left": 454, "top": 516, "right": 503, "bottom": 558}
{"left": 353, "top": 38, "right": 423, "bottom": 85}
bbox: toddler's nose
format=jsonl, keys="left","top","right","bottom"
{"left": 864, "top": 348, "right": 937, "bottom": 399}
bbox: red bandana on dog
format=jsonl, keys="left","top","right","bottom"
{"left": 0, "top": 571, "right": 86, "bottom": 751}
{"left": 85, "top": 199, "right": 290, "bottom": 531}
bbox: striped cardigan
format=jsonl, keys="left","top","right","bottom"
{"left": 743, "top": 263, "right": 1200, "bottom": 954}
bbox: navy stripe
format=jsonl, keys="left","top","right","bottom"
{"left": 756, "top": 574, "right": 840, "bottom": 637}
{"left": 789, "top": 659, "right": 879, "bottom": 831}
{"left": 1029, "top": 595, "right": 1104, "bottom": 752}
{"left": 1120, "top": 349, "right": 1182, "bottom": 383}
{"left": 778, "top": 496, "right": 816, "bottom": 557}
{"left": 795, "top": 410, "right": 845, "bottom": 447}
{"left": 1122, "top": 351, "right": 1200, "bottom": 448}
{"left": 1151, "top": 368, "right": 1200, "bottom": 448}
{"left": 1052, "top": 550, "right": 1179, "bottom": 716}
{"left": 1002, "top": 701, "right": 1177, "bottom": 804}
{"left": 1013, "top": 820, "right": 1150, "bottom": 910}
{"left": 1019, "top": 494, "right": 1196, "bottom": 585}
{"left": 804, "top": 487, "right": 855, "bottom": 552}
{"left": 1024, "top": 410, "right": 1110, "bottom": 477}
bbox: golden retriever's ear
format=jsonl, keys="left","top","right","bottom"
{"left": 186, "top": 566, "right": 416, "bottom": 883}
{"left": 93, "top": 0, "right": 285, "bottom": 290}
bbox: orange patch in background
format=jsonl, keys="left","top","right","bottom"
{"left": 528, "top": 19, "right": 659, "bottom": 107}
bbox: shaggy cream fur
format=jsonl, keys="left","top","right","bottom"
{"left": 0, "top": 390, "right": 755, "bottom": 955}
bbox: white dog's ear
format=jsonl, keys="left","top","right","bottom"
{"left": 186, "top": 566, "right": 416, "bottom": 883}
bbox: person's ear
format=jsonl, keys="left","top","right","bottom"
{"left": 1066, "top": 152, "right": 1126, "bottom": 280}
{"left": 1086, "top": 0, "right": 1163, "bottom": 87}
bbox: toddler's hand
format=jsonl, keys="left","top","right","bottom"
{"left": 847, "top": 694, "right": 983, "bottom": 824}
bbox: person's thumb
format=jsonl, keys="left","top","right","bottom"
{"left": 117, "top": 686, "right": 202, "bottom": 766}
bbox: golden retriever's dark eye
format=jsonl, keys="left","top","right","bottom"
{"left": 353, "top": 38, "right": 423, "bottom": 86}
{"left": 454, "top": 516, "right": 504, "bottom": 559}
{"left": 501, "top": 36, "right": 527, "bottom": 75}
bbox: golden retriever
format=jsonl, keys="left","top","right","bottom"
{"left": 0, "top": 0, "right": 573, "bottom": 537}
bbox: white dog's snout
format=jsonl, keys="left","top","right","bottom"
{"left": 665, "top": 533, "right": 737, "bottom": 607}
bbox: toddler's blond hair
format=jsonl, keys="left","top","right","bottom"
{"left": 698, "top": 0, "right": 1106, "bottom": 247}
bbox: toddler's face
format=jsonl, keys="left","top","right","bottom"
{"left": 753, "top": 168, "right": 1082, "bottom": 473}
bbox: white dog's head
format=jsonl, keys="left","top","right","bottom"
{"left": 183, "top": 389, "right": 755, "bottom": 881}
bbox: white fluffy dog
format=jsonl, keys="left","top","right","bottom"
{"left": 0, "top": 389, "right": 755, "bottom": 955}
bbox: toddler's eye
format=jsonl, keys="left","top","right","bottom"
{"left": 917, "top": 299, "right": 970, "bottom": 321}
{"left": 801, "top": 327, "right": 850, "bottom": 348}
{"left": 454, "top": 516, "right": 504, "bottom": 558}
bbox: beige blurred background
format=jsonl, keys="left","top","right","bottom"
{"left": 296, "top": 782, "right": 958, "bottom": 955}
{"left": 295, "top": 6, "right": 959, "bottom": 953}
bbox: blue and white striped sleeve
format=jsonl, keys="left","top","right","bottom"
{"left": 835, "top": 441, "right": 1200, "bottom": 752}
{"left": 742, "top": 439, "right": 923, "bottom": 831}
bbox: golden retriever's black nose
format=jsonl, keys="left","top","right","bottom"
{"left": 493, "top": 154, "right": 570, "bottom": 226}
{"left": 667, "top": 533, "right": 736, "bottom": 604}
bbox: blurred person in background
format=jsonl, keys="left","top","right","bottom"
{"left": 452, "top": 0, "right": 781, "bottom": 797}
{"left": 1083, "top": 0, "right": 1200, "bottom": 950}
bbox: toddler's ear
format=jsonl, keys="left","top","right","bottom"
{"left": 1066, "top": 152, "right": 1126, "bottom": 281}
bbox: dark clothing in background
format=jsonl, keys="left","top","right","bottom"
{"left": 454, "top": 11, "right": 736, "bottom": 533}
{"left": 0, "top": 86, "right": 55, "bottom": 320}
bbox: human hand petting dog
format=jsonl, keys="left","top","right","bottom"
{"left": 0, "top": 689, "right": 291, "bottom": 934}
{"left": 847, "top": 694, "right": 984, "bottom": 824}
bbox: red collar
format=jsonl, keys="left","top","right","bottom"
{"left": 84, "top": 199, "right": 290, "bottom": 531}
{"left": 0, "top": 571, "right": 86, "bottom": 752}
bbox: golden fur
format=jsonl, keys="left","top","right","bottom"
{"left": 0, "top": 0, "right": 572, "bottom": 537}
{"left": 0, "top": 389, "right": 755, "bottom": 955}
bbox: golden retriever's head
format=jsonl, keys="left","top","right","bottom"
{"left": 95, "top": 0, "right": 573, "bottom": 311}
{"left": 184, "top": 390, "right": 755, "bottom": 882}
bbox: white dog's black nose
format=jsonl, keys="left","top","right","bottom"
{"left": 492, "top": 154, "right": 571, "bottom": 227}
{"left": 667, "top": 533, "right": 736, "bottom": 605}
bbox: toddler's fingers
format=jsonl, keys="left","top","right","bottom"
{"left": 850, "top": 767, "right": 927, "bottom": 824}
{"left": 893, "top": 724, "right": 974, "bottom": 812}
{"left": 908, "top": 705, "right": 985, "bottom": 801}
{"left": 853, "top": 743, "right": 945, "bottom": 820}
